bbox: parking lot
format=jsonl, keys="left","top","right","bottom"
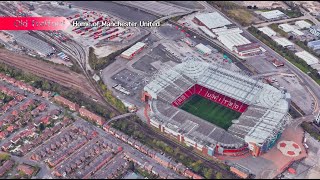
{"left": 111, "top": 69, "right": 147, "bottom": 101}
{"left": 117, "top": 1, "right": 188, "bottom": 16}
{"left": 158, "top": 24, "right": 188, "bottom": 40}
{"left": 33, "top": 3, "right": 78, "bottom": 17}
{"left": 269, "top": 74, "right": 314, "bottom": 115}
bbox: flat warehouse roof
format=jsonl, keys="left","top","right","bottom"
{"left": 195, "top": 43, "right": 212, "bottom": 54}
{"left": 15, "top": 34, "right": 54, "bottom": 56}
{"left": 258, "top": 27, "right": 277, "bottom": 37}
{"left": 198, "top": 26, "right": 216, "bottom": 38}
{"left": 195, "top": 12, "right": 232, "bottom": 29}
{"left": 308, "top": 40, "right": 320, "bottom": 46}
{"left": 217, "top": 33, "right": 251, "bottom": 50}
{"left": 260, "top": 10, "right": 285, "bottom": 20}
{"left": 278, "top": 23, "right": 295, "bottom": 32}
{"left": 121, "top": 42, "right": 146, "bottom": 57}
{"left": 292, "top": 29, "right": 304, "bottom": 36}
{"left": 274, "top": 38, "right": 294, "bottom": 47}
{"left": 295, "top": 20, "right": 311, "bottom": 29}
{"left": 295, "top": 51, "right": 319, "bottom": 65}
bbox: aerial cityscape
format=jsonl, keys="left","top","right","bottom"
{"left": 0, "top": 1, "right": 319, "bottom": 179}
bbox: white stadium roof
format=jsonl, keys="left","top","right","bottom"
{"left": 295, "top": 51, "right": 319, "bottom": 65}
{"left": 258, "top": 26, "right": 277, "bottom": 37}
{"left": 144, "top": 56, "right": 290, "bottom": 147}
{"left": 259, "top": 10, "right": 286, "bottom": 20}
{"left": 295, "top": 20, "right": 312, "bottom": 29}
{"left": 274, "top": 38, "right": 294, "bottom": 47}
{"left": 195, "top": 12, "right": 232, "bottom": 29}
{"left": 121, "top": 42, "right": 146, "bottom": 57}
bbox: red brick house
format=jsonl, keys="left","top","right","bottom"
{"left": 11, "top": 110, "right": 19, "bottom": 117}
{"left": 42, "top": 91, "right": 51, "bottom": 98}
{"left": 0, "top": 131, "right": 8, "bottom": 139}
{"left": 36, "top": 103, "right": 47, "bottom": 112}
{"left": 6, "top": 77, "right": 16, "bottom": 84}
{"left": 53, "top": 95, "right": 79, "bottom": 111}
{"left": 1, "top": 142, "right": 12, "bottom": 152}
{"left": 79, "top": 107, "right": 105, "bottom": 126}
{"left": 11, "top": 135, "right": 21, "bottom": 144}
{"left": 7, "top": 125, "right": 15, "bottom": 133}
{"left": 35, "top": 88, "right": 42, "bottom": 96}
{"left": 17, "top": 164, "right": 35, "bottom": 176}
{"left": 0, "top": 73, "right": 6, "bottom": 80}
{"left": 16, "top": 94, "right": 26, "bottom": 101}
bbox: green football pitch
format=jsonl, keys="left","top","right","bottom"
{"left": 179, "top": 95, "right": 242, "bottom": 130}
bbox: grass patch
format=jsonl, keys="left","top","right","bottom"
{"left": 301, "top": 122, "right": 320, "bottom": 141}
{"left": 228, "top": 9, "right": 254, "bottom": 26}
{"left": 304, "top": 19, "right": 315, "bottom": 26}
{"left": 269, "top": 23, "right": 288, "bottom": 37}
{"left": 207, "top": 1, "right": 254, "bottom": 26}
{"left": 88, "top": 47, "right": 120, "bottom": 71}
{"left": 179, "top": 95, "right": 241, "bottom": 130}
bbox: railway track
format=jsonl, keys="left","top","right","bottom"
{"left": 34, "top": 31, "right": 122, "bottom": 115}
{"left": 127, "top": 119, "right": 239, "bottom": 179}
{"left": 0, "top": 50, "right": 100, "bottom": 99}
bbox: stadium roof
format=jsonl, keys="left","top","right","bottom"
{"left": 195, "top": 12, "right": 232, "bottom": 29}
{"left": 121, "top": 42, "right": 146, "bottom": 57}
{"left": 274, "top": 38, "right": 294, "bottom": 47}
{"left": 259, "top": 10, "right": 286, "bottom": 20}
{"left": 295, "top": 20, "right": 312, "bottom": 29}
{"left": 258, "top": 27, "right": 277, "bottom": 37}
{"left": 144, "top": 56, "right": 290, "bottom": 146}
{"left": 295, "top": 51, "right": 319, "bottom": 65}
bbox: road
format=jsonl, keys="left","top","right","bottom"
{"left": 197, "top": 1, "right": 320, "bottom": 114}
{"left": 252, "top": 15, "right": 315, "bottom": 28}
{"left": 105, "top": 113, "right": 135, "bottom": 125}
{"left": 9, "top": 154, "right": 52, "bottom": 178}
{"left": 32, "top": 31, "right": 121, "bottom": 115}
{"left": 122, "top": 116, "right": 239, "bottom": 179}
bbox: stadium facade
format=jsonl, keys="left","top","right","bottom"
{"left": 142, "top": 57, "right": 291, "bottom": 157}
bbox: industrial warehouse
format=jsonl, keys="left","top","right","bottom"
{"left": 121, "top": 42, "right": 146, "bottom": 60}
{"left": 142, "top": 56, "right": 291, "bottom": 157}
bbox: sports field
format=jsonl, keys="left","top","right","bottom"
{"left": 179, "top": 95, "right": 242, "bottom": 130}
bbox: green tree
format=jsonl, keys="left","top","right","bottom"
{"left": 0, "top": 153, "right": 10, "bottom": 161}
{"left": 42, "top": 80, "right": 51, "bottom": 90}
{"left": 216, "top": 172, "right": 223, "bottom": 179}
{"left": 191, "top": 160, "right": 203, "bottom": 173}
{"left": 39, "top": 124, "right": 45, "bottom": 131}
{"left": 129, "top": 161, "right": 135, "bottom": 171}
{"left": 203, "top": 168, "right": 213, "bottom": 179}
{"left": 174, "top": 147, "right": 180, "bottom": 156}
